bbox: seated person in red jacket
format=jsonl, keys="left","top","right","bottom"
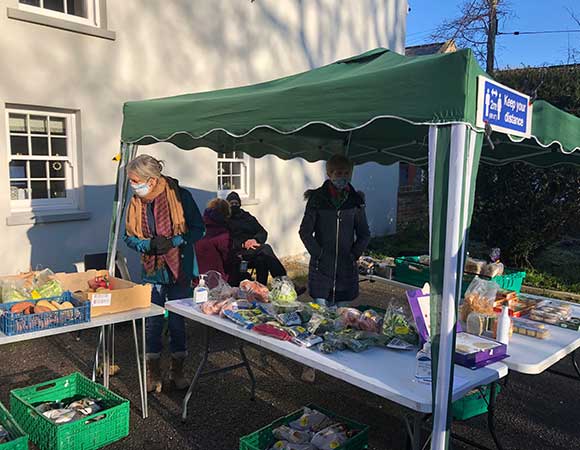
{"left": 195, "top": 198, "right": 233, "bottom": 281}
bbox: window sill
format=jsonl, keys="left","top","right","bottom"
{"left": 6, "top": 210, "right": 91, "bottom": 226}
{"left": 7, "top": 8, "right": 116, "bottom": 40}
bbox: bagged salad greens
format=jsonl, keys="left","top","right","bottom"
{"left": 269, "top": 276, "right": 298, "bottom": 303}
{"left": 382, "top": 305, "right": 419, "bottom": 345}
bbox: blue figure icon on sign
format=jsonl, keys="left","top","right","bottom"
{"left": 485, "top": 88, "right": 491, "bottom": 117}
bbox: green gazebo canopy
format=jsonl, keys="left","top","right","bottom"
{"left": 121, "top": 48, "right": 580, "bottom": 167}
{"left": 115, "top": 47, "right": 580, "bottom": 450}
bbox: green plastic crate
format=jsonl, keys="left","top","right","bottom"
{"left": 0, "top": 401, "right": 27, "bottom": 450}
{"left": 10, "top": 372, "right": 129, "bottom": 450}
{"left": 239, "top": 404, "right": 369, "bottom": 450}
{"left": 394, "top": 256, "right": 526, "bottom": 294}
{"left": 452, "top": 384, "right": 501, "bottom": 421}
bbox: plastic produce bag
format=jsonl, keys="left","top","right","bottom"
{"left": 206, "top": 272, "right": 239, "bottom": 301}
{"left": 32, "top": 269, "right": 63, "bottom": 299}
{"left": 484, "top": 262, "right": 504, "bottom": 278}
{"left": 1, "top": 279, "right": 31, "bottom": 303}
{"left": 270, "top": 276, "right": 298, "bottom": 303}
{"left": 337, "top": 308, "right": 383, "bottom": 333}
{"left": 310, "top": 424, "right": 348, "bottom": 450}
{"left": 357, "top": 309, "right": 383, "bottom": 333}
{"left": 272, "top": 425, "right": 312, "bottom": 444}
{"left": 272, "top": 301, "right": 304, "bottom": 315}
{"left": 307, "top": 314, "right": 344, "bottom": 335}
{"left": 201, "top": 299, "right": 231, "bottom": 315}
{"left": 68, "top": 398, "right": 102, "bottom": 416}
{"left": 382, "top": 305, "right": 419, "bottom": 345}
{"left": 459, "top": 276, "right": 499, "bottom": 324}
{"left": 269, "top": 442, "right": 316, "bottom": 450}
{"left": 288, "top": 407, "right": 334, "bottom": 432}
{"left": 42, "top": 408, "right": 80, "bottom": 424}
{"left": 240, "top": 279, "right": 270, "bottom": 302}
{"left": 337, "top": 307, "right": 361, "bottom": 327}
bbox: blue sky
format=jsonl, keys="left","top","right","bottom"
{"left": 406, "top": 0, "right": 580, "bottom": 68}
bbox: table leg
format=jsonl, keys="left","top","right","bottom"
{"left": 487, "top": 382, "right": 504, "bottom": 450}
{"left": 182, "top": 326, "right": 210, "bottom": 422}
{"left": 132, "top": 319, "right": 146, "bottom": 419}
{"left": 450, "top": 383, "right": 505, "bottom": 450}
{"left": 239, "top": 343, "right": 256, "bottom": 401}
{"left": 404, "top": 413, "right": 424, "bottom": 450}
{"left": 181, "top": 326, "right": 259, "bottom": 422}
{"left": 572, "top": 350, "right": 580, "bottom": 378}
{"left": 101, "top": 326, "right": 109, "bottom": 388}
{"left": 106, "top": 325, "right": 113, "bottom": 386}
{"left": 92, "top": 329, "right": 103, "bottom": 382}
{"left": 548, "top": 350, "right": 580, "bottom": 380}
{"left": 142, "top": 317, "right": 148, "bottom": 417}
{"left": 111, "top": 325, "right": 116, "bottom": 372}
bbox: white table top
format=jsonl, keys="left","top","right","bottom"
{"left": 362, "top": 276, "right": 580, "bottom": 375}
{"left": 0, "top": 305, "right": 165, "bottom": 346}
{"left": 166, "top": 299, "right": 507, "bottom": 413}
{"left": 502, "top": 295, "right": 580, "bottom": 374}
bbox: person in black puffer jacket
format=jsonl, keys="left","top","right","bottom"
{"left": 226, "top": 191, "right": 287, "bottom": 285}
{"left": 299, "top": 155, "right": 371, "bottom": 306}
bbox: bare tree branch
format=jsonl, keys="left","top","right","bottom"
{"left": 567, "top": 7, "right": 580, "bottom": 27}
{"left": 431, "top": 0, "right": 512, "bottom": 68}
{"left": 565, "top": 7, "right": 580, "bottom": 63}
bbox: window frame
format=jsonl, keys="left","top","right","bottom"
{"left": 217, "top": 151, "right": 251, "bottom": 199}
{"left": 5, "top": 107, "right": 80, "bottom": 214}
{"left": 18, "top": 0, "right": 100, "bottom": 28}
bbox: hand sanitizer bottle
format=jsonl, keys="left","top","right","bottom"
{"left": 194, "top": 274, "right": 209, "bottom": 304}
{"left": 415, "top": 341, "right": 432, "bottom": 383}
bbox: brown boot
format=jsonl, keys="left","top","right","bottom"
{"left": 301, "top": 366, "right": 316, "bottom": 383}
{"left": 169, "top": 357, "right": 189, "bottom": 390}
{"left": 146, "top": 358, "right": 162, "bottom": 393}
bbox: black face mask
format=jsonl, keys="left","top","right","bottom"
{"left": 230, "top": 205, "right": 241, "bottom": 216}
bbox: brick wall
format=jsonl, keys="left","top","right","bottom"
{"left": 397, "top": 189, "right": 428, "bottom": 230}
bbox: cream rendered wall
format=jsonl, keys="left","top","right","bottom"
{"left": 0, "top": 0, "right": 407, "bottom": 277}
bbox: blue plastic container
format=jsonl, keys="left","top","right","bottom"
{"left": 0, "top": 292, "right": 90, "bottom": 336}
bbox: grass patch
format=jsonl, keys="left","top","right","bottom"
{"left": 367, "top": 225, "right": 429, "bottom": 259}
{"left": 524, "top": 269, "right": 580, "bottom": 294}
{"left": 526, "top": 238, "right": 580, "bottom": 294}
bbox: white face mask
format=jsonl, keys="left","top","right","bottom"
{"left": 131, "top": 182, "right": 150, "bottom": 197}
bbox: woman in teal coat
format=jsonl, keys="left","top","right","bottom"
{"left": 124, "top": 154, "right": 204, "bottom": 392}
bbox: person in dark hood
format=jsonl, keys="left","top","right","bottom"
{"left": 299, "top": 154, "right": 371, "bottom": 306}
{"left": 226, "top": 191, "right": 287, "bottom": 285}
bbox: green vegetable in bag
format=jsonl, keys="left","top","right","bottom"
{"left": 269, "top": 276, "right": 298, "bottom": 303}
{"left": 382, "top": 305, "right": 419, "bottom": 345}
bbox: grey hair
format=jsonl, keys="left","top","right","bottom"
{"left": 126, "top": 154, "right": 164, "bottom": 179}
{"left": 326, "top": 154, "right": 353, "bottom": 172}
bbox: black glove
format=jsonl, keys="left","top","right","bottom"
{"left": 149, "top": 236, "right": 173, "bottom": 255}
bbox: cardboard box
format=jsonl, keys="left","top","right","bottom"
{"left": 54, "top": 270, "right": 152, "bottom": 317}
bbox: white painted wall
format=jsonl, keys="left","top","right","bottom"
{"left": 0, "top": 0, "right": 407, "bottom": 277}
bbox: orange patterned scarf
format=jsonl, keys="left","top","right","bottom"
{"left": 125, "top": 176, "right": 187, "bottom": 239}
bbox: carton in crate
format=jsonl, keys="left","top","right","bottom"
{"left": 10, "top": 372, "right": 129, "bottom": 450}
{"left": 54, "top": 270, "right": 151, "bottom": 317}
